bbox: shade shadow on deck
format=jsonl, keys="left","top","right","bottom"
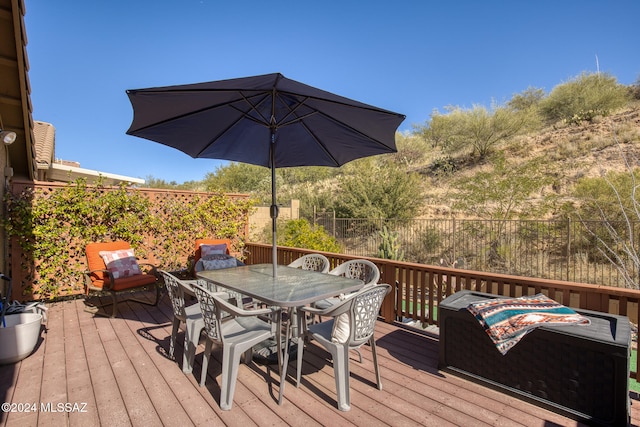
{"left": 1, "top": 293, "right": 638, "bottom": 426}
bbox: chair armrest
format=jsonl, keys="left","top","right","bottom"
{"left": 138, "top": 262, "right": 158, "bottom": 276}
{"left": 84, "top": 268, "right": 116, "bottom": 291}
{"left": 299, "top": 298, "right": 351, "bottom": 318}
{"left": 298, "top": 305, "right": 324, "bottom": 315}
{"left": 168, "top": 268, "right": 193, "bottom": 279}
{"left": 215, "top": 295, "right": 279, "bottom": 318}
{"left": 85, "top": 263, "right": 158, "bottom": 292}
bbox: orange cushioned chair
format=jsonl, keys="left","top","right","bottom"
{"left": 193, "top": 238, "right": 241, "bottom": 274}
{"left": 84, "top": 240, "right": 161, "bottom": 318}
{"left": 194, "top": 238, "right": 233, "bottom": 265}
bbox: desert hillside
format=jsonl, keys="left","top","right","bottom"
{"left": 418, "top": 102, "right": 640, "bottom": 218}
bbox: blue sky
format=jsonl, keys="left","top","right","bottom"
{"left": 25, "top": 1, "right": 640, "bottom": 184}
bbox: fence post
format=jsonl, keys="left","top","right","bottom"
{"left": 332, "top": 210, "right": 336, "bottom": 238}
{"left": 452, "top": 218, "right": 457, "bottom": 261}
{"left": 566, "top": 217, "right": 571, "bottom": 281}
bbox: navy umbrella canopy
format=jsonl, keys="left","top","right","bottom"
{"left": 126, "top": 73, "right": 405, "bottom": 276}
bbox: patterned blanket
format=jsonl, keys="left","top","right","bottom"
{"left": 466, "top": 293, "right": 590, "bottom": 355}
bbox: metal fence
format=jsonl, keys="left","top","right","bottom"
{"left": 312, "top": 214, "right": 640, "bottom": 288}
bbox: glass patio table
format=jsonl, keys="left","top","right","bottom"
{"left": 196, "top": 263, "right": 364, "bottom": 405}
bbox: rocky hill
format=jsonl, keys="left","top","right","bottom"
{"left": 419, "top": 102, "right": 640, "bottom": 218}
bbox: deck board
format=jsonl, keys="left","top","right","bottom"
{"left": 1, "top": 293, "right": 638, "bottom": 427}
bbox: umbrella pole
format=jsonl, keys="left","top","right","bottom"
{"left": 270, "top": 129, "right": 278, "bottom": 277}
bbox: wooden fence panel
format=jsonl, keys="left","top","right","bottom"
{"left": 7, "top": 180, "right": 250, "bottom": 300}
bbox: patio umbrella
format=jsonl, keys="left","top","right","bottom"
{"left": 125, "top": 73, "right": 405, "bottom": 276}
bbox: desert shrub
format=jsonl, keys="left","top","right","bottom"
{"left": 276, "top": 218, "right": 341, "bottom": 252}
{"left": 630, "top": 76, "right": 640, "bottom": 100}
{"left": 540, "top": 72, "right": 629, "bottom": 124}
{"left": 335, "top": 158, "right": 423, "bottom": 220}
{"left": 507, "top": 86, "right": 546, "bottom": 132}
{"left": 427, "top": 155, "right": 457, "bottom": 177}
{"left": 404, "top": 226, "right": 442, "bottom": 264}
{"left": 418, "top": 104, "right": 527, "bottom": 160}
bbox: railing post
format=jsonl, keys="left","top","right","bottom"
{"left": 380, "top": 262, "right": 396, "bottom": 323}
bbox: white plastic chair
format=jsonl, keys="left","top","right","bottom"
{"left": 190, "top": 282, "right": 280, "bottom": 411}
{"left": 296, "top": 283, "right": 391, "bottom": 411}
{"left": 288, "top": 253, "right": 330, "bottom": 273}
{"left": 161, "top": 270, "right": 239, "bottom": 374}
{"left": 288, "top": 253, "right": 331, "bottom": 329}
{"left": 159, "top": 270, "right": 207, "bottom": 374}
{"left": 160, "top": 270, "right": 209, "bottom": 374}
{"left": 313, "top": 259, "right": 380, "bottom": 315}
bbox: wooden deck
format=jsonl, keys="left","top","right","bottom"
{"left": 1, "top": 292, "right": 639, "bottom": 427}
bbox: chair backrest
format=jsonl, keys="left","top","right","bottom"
{"left": 288, "top": 254, "right": 330, "bottom": 273}
{"left": 329, "top": 259, "right": 380, "bottom": 287}
{"left": 85, "top": 240, "right": 132, "bottom": 287}
{"left": 194, "top": 238, "right": 232, "bottom": 264}
{"left": 347, "top": 283, "right": 391, "bottom": 347}
{"left": 159, "top": 270, "right": 189, "bottom": 320}
{"left": 190, "top": 282, "right": 226, "bottom": 343}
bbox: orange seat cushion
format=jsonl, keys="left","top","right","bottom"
{"left": 108, "top": 273, "right": 157, "bottom": 291}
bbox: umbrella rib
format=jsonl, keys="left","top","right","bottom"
{"left": 191, "top": 92, "right": 273, "bottom": 158}
{"left": 282, "top": 101, "right": 398, "bottom": 156}
{"left": 193, "top": 112, "right": 248, "bottom": 158}
{"left": 269, "top": 92, "right": 397, "bottom": 165}
{"left": 277, "top": 89, "right": 404, "bottom": 117}
{"left": 267, "top": 93, "right": 341, "bottom": 165}
{"left": 274, "top": 90, "right": 403, "bottom": 150}
{"left": 320, "top": 109, "right": 395, "bottom": 147}
{"left": 271, "top": 93, "right": 317, "bottom": 128}
{"left": 193, "top": 91, "right": 277, "bottom": 157}
{"left": 237, "top": 91, "right": 272, "bottom": 127}
{"left": 127, "top": 91, "right": 271, "bottom": 134}
{"left": 277, "top": 110, "right": 318, "bottom": 127}
{"left": 296, "top": 120, "right": 342, "bottom": 166}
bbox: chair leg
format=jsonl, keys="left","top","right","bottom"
{"left": 200, "top": 340, "right": 213, "bottom": 387}
{"left": 183, "top": 320, "right": 202, "bottom": 374}
{"left": 83, "top": 292, "right": 115, "bottom": 317}
{"left": 84, "top": 291, "right": 119, "bottom": 318}
{"left": 126, "top": 284, "right": 162, "bottom": 307}
{"left": 182, "top": 332, "right": 192, "bottom": 374}
{"left": 170, "top": 317, "right": 180, "bottom": 360}
{"left": 242, "top": 347, "right": 253, "bottom": 364}
{"left": 331, "top": 345, "right": 351, "bottom": 411}
{"left": 296, "top": 335, "right": 305, "bottom": 388}
{"left": 154, "top": 283, "right": 161, "bottom": 305}
{"left": 110, "top": 292, "right": 119, "bottom": 318}
{"left": 219, "top": 344, "right": 243, "bottom": 410}
{"left": 182, "top": 320, "right": 202, "bottom": 374}
{"left": 85, "top": 284, "right": 160, "bottom": 318}
{"left": 370, "top": 336, "right": 383, "bottom": 390}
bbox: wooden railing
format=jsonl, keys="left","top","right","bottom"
{"left": 244, "top": 242, "right": 640, "bottom": 380}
